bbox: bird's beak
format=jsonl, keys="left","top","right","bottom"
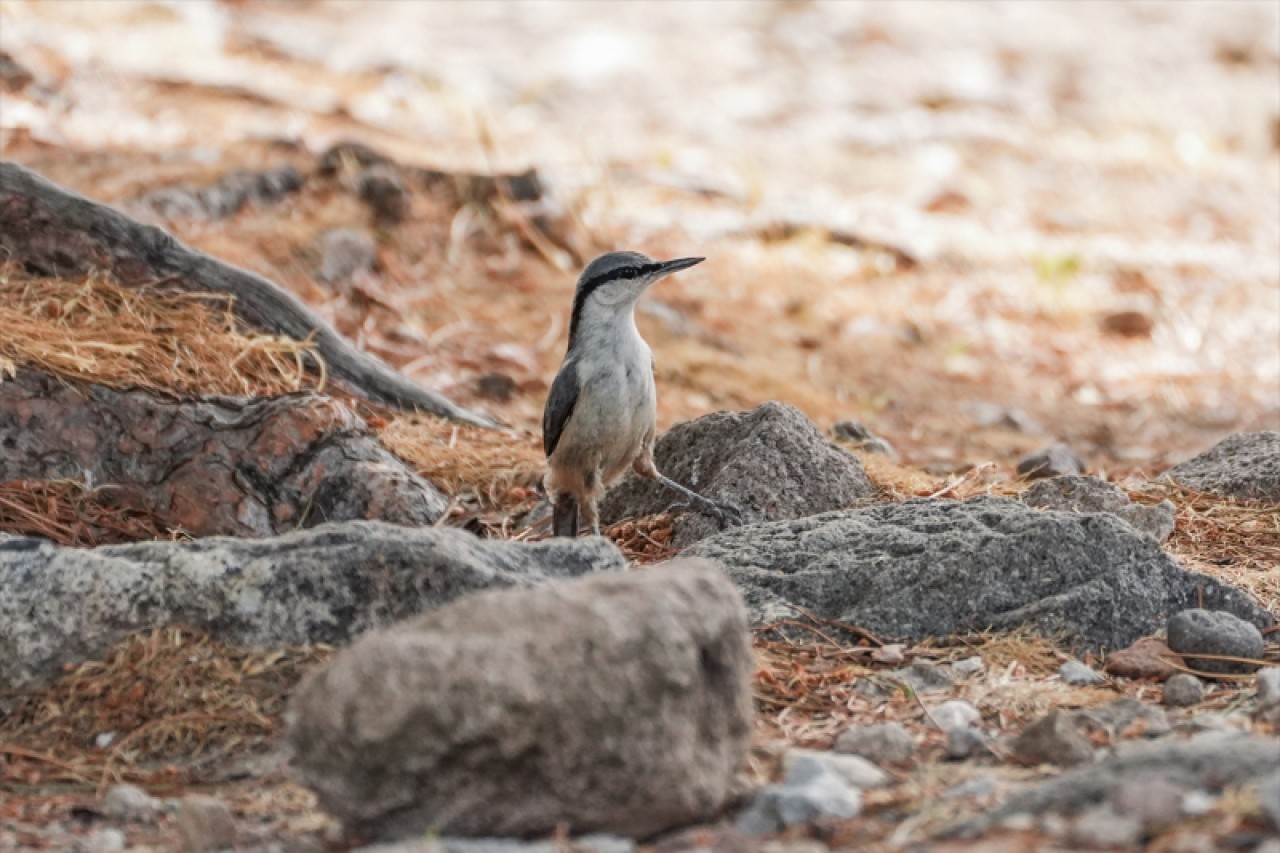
{"left": 656, "top": 256, "right": 704, "bottom": 278}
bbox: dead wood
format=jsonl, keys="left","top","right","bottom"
{"left": 0, "top": 369, "right": 449, "bottom": 539}
{"left": 0, "top": 161, "right": 497, "bottom": 426}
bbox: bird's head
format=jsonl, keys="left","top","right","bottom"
{"left": 567, "top": 251, "right": 703, "bottom": 346}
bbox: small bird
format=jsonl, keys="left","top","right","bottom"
{"left": 542, "top": 251, "right": 743, "bottom": 537}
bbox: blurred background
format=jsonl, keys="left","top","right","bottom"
{"left": 2, "top": 0, "right": 1277, "bottom": 477}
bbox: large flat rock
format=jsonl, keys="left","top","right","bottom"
{"left": 0, "top": 523, "right": 623, "bottom": 690}
{"left": 685, "top": 496, "right": 1273, "bottom": 651}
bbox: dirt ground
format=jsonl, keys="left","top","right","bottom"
{"left": 1, "top": 0, "right": 1278, "bottom": 850}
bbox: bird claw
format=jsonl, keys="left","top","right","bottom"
{"left": 671, "top": 498, "right": 745, "bottom": 528}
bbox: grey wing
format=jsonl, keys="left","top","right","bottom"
{"left": 542, "top": 358, "right": 580, "bottom": 457}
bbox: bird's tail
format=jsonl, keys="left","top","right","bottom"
{"left": 552, "top": 496, "right": 579, "bottom": 538}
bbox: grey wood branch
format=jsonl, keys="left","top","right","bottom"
{"left": 0, "top": 161, "right": 497, "bottom": 426}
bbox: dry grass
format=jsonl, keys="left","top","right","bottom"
{"left": 0, "top": 479, "right": 173, "bottom": 546}
{"left": 377, "top": 415, "right": 544, "bottom": 507}
{"left": 0, "top": 265, "right": 321, "bottom": 397}
{"left": 0, "top": 627, "right": 330, "bottom": 793}
{"left": 1155, "top": 482, "right": 1280, "bottom": 616}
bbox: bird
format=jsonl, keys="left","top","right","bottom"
{"left": 541, "top": 251, "right": 743, "bottom": 537}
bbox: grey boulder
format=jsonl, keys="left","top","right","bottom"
{"left": 1166, "top": 431, "right": 1280, "bottom": 503}
{"left": 286, "top": 558, "right": 754, "bottom": 841}
{"left": 1166, "top": 608, "right": 1265, "bottom": 674}
{"left": 686, "top": 496, "right": 1273, "bottom": 651}
{"left": 1020, "top": 475, "right": 1176, "bottom": 542}
{"left": 0, "top": 522, "right": 623, "bottom": 689}
{"left": 943, "top": 732, "right": 1280, "bottom": 838}
{"left": 600, "top": 402, "right": 877, "bottom": 546}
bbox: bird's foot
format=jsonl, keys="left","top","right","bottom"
{"left": 671, "top": 495, "right": 745, "bottom": 529}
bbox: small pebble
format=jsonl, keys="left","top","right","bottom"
{"left": 1011, "top": 709, "right": 1094, "bottom": 767}
{"left": 833, "top": 722, "right": 915, "bottom": 765}
{"left": 1167, "top": 608, "right": 1264, "bottom": 674}
{"left": 1162, "top": 673, "right": 1205, "bottom": 708}
{"left": 1016, "top": 443, "right": 1085, "bottom": 480}
{"left": 931, "top": 699, "right": 981, "bottom": 732}
{"left": 357, "top": 164, "right": 411, "bottom": 224}
{"left": 945, "top": 726, "right": 987, "bottom": 761}
{"left": 1070, "top": 805, "right": 1143, "bottom": 848}
{"left": 318, "top": 227, "right": 376, "bottom": 285}
{"left": 781, "top": 748, "right": 889, "bottom": 788}
{"left": 1059, "top": 660, "right": 1104, "bottom": 686}
{"left": 735, "top": 760, "right": 862, "bottom": 834}
{"left": 951, "top": 656, "right": 985, "bottom": 677}
{"left": 1256, "top": 667, "right": 1280, "bottom": 707}
{"left": 102, "top": 783, "right": 159, "bottom": 822}
{"left": 175, "top": 795, "right": 237, "bottom": 853}
{"left": 1111, "top": 776, "right": 1187, "bottom": 832}
{"left": 76, "top": 828, "right": 126, "bottom": 853}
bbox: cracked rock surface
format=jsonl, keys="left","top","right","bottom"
{"left": 0, "top": 369, "right": 448, "bottom": 537}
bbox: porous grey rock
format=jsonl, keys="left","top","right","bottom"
{"left": 1167, "top": 608, "right": 1265, "bottom": 674}
{"left": 319, "top": 227, "right": 377, "bottom": 285}
{"left": 833, "top": 722, "right": 915, "bottom": 765}
{"left": 781, "top": 749, "right": 889, "bottom": 788}
{"left": 286, "top": 559, "right": 753, "bottom": 841}
{"left": 601, "top": 402, "right": 877, "bottom": 546}
{"left": 102, "top": 783, "right": 159, "bottom": 823}
{"left": 0, "top": 522, "right": 623, "bottom": 689}
{"left": 175, "top": 795, "right": 237, "bottom": 853}
{"left": 1161, "top": 674, "right": 1205, "bottom": 708}
{"left": 1059, "top": 660, "right": 1105, "bottom": 686}
{"left": 1016, "top": 443, "right": 1085, "bottom": 480}
{"left": 686, "top": 497, "right": 1274, "bottom": 651}
{"left": 736, "top": 757, "right": 862, "bottom": 834}
{"left": 942, "top": 733, "right": 1280, "bottom": 839}
{"left": 1011, "top": 710, "right": 1094, "bottom": 767}
{"left": 1166, "top": 431, "right": 1280, "bottom": 503}
{"left": 1020, "top": 475, "right": 1176, "bottom": 542}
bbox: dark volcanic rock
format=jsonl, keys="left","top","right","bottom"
{"left": 1166, "top": 431, "right": 1280, "bottom": 503}
{"left": 142, "top": 164, "right": 303, "bottom": 219}
{"left": 286, "top": 559, "right": 753, "bottom": 841}
{"left": 1020, "top": 475, "right": 1176, "bottom": 542}
{"left": 357, "top": 165, "right": 411, "bottom": 224}
{"left": 601, "top": 402, "right": 878, "bottom": 546}
{"left": 0, "top": 522, "right": 623, "bottom": 690}
{"left": 685, "top": 496, "right": 1274, "bottom": 651}
{"left": 1166, "top": 608, "right": 1265, "bottom": 674}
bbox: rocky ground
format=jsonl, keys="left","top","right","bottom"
{"left": 1, "top": 1, "right": 1278, "bottom": 852}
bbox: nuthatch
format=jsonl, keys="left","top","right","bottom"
{"left": 542, "top": 251, "right": 743, "bottom": 537}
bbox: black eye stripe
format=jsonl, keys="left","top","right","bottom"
{"left": 567, "top": 263, "right": 663, "bottom": 347}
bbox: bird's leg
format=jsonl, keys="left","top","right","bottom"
{"left": 551, "top": 493, "right": 579, "bottom": 537}
{"left": 581, "top": 498, "right": 602, "bottom": 537}
{"left": 632, "top": 452, "right": 744, "bottom": 528}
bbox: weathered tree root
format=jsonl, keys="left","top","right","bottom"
{"left": 0, "top": 161, "right": 496, "bottom": 426}
{"left": 0, "top": 369, "right": 450, "bottom": 539}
